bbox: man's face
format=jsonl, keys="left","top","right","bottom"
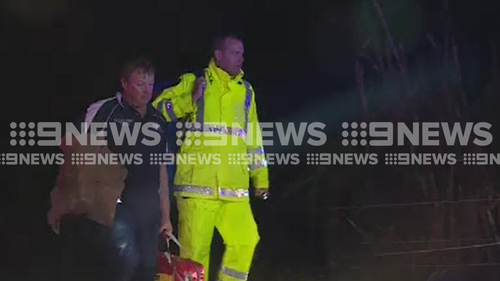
{"left": 215, "top": 38, "right": 244, "bottom": 76}
{"left": 121, "top": 69, "right": 154, "bottom": 108}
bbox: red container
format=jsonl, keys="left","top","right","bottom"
{"left": 156, "top": 232, "right": 204, "bottom": 281}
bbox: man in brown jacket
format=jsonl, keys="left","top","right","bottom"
{"left": 49, "top": 57, "right": 172, "bottom": 281}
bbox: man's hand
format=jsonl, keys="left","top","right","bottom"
{"left": 255, "top": 189, "right": 270, "bottom": 200}
{"left": 192, "top": 77, "right": 207, "bottom": 104}
{"left": 159, "top": 218, "right": 173, "bottom": 234}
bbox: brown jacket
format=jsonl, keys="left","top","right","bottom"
{"left": 48, "top": 139, "right": 127, "bottom": 234}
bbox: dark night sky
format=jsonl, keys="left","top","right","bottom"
{"left": 0, "top": 0, "right": 498, "bottom": 124}
{"left": 0, "top": 0, "right": 360, "bottom": 124}
{"left": 2, "top": 0, "right": 500, "bottom": 279}
{"left": 1, "top": 0, "right": 499, "bottom": 123}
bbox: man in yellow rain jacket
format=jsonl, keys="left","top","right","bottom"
{"left": 153, "top": 35, "right": 269, "bottom": 281}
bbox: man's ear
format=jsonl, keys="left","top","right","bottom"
{"left": 120, "top": 78, "right": 127, "bottom": 90}
{"left": 214, "top": 50, "right": 222, "bottom": 61}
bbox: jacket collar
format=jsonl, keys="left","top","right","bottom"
{"left": 116, "top": 92, "right": 125, "bottom": 107}
{"left": 208, "top": 58, "right": 244, "bottom": 83}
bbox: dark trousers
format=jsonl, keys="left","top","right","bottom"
{"left": 60, "top": 205, "right": 160, "bottom": 281}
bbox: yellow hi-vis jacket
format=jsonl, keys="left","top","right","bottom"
{"left": 152, "top": 59, "right": 269, "bottom": 201}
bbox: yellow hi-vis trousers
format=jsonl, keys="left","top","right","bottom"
{"left": 177, "top": 197, "right": 260, "bottom": 281}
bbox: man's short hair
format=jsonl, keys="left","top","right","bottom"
{"left": 120, "top": 57, "right": 155, "bottom": 81}
{"left": 211, "top": 34, "right": 243, "bottom": 53}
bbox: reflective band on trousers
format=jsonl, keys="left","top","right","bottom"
{"left": 221, "top": 266, "right": 249, "bottom": 280}
{"left": 219, "top": 188, "right": 249, "bottom": 198}
{"left": 174, "top": 185, "right": 249, "bottom": 198}
{"left": 189, "top": 124, "right": 246, "bottom": 138}
{"left": 174, "top": 185, "right": 214, "bottom": 196}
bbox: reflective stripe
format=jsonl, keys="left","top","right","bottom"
{"left": 247, "top": 147, "right": 264, "bottom": 155}
{"left": 219, "top": 188, "right": 249, "bottom": 198}
{"left": 164, "top": 101, "right": 177, "bottom": 122}
{"left": 174, "top": 185, "right": 214, "bottom": 196}
{"left": 248, "top": 147, "right": 266, "bottom": 171}
{"left": 196, "top": 89, "right": 205, "bottom": 126}
{"left": 195, "top": 70, "right": 206, "bottom": 126}
{"left": 157, "top": 100, "right": 165, "bottom": 112}
{"left": 190, "top": 124, "right": 246, "bottom": 138}
{"left": 221, "top": 266, "right": 249, "bottom": 280}
{"left": 174, "top": 185, "right": 249, "bottom": 198}
{"left": 249, "top": 159, "right": 267, "bottom": 171}
{"left": 243, "top": 80, "right": 252, "bottom": 133}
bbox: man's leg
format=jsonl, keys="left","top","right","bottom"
{"left": 132, "top": 220, "right": 160, "bottom": 281}
{"left": 59, "top": 215, "right": 90, "bottom": 281}
{"left": 59, "top": 215, "right": 108, "bottom": 281}
{"left": 106, "top": 206, "right": 140, "bottom": 281}
{"left": 177, "top": 197, "right": 221, "bottom": 279}
{"left": 215, "top": 201, "right": 260, "bottom": 281}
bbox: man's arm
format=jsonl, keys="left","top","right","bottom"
{"left": 152, "top": 73, "right": 197, "bottom": 122}
{"left": 158, "top": 164, "right": 173, "bottom": 233}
